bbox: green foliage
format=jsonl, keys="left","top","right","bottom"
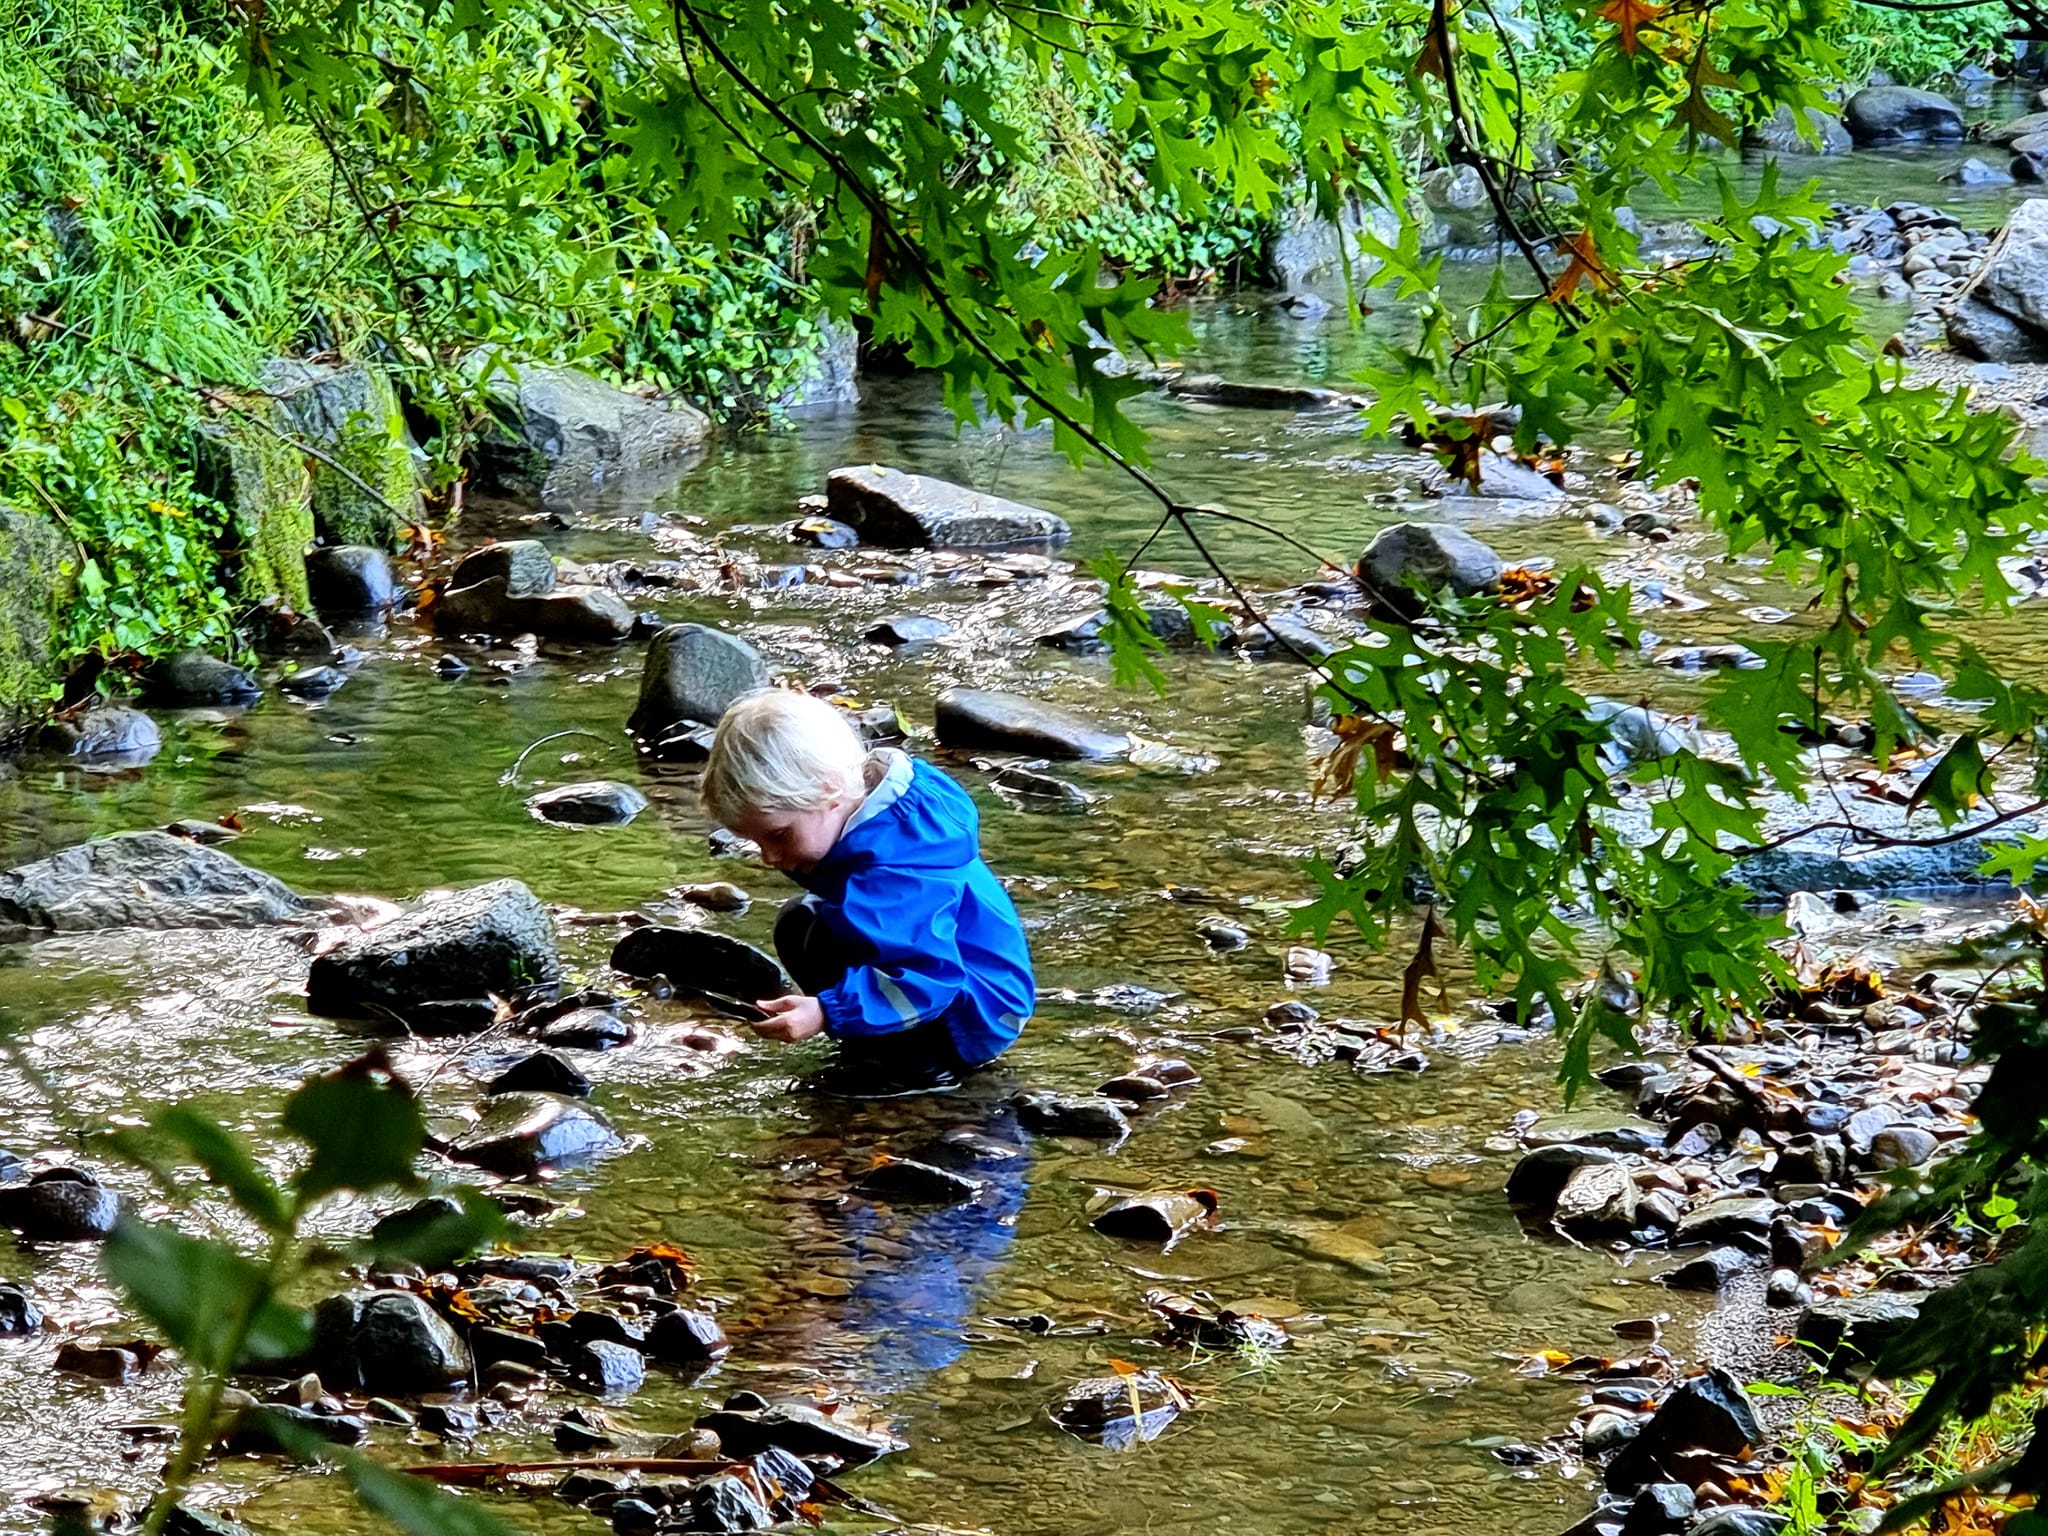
{"left": 104, "top": 1217, "right": 313, "bottom": 1366}
{"left": 1824, "top": 1, "right": 2010, "bottom": 87}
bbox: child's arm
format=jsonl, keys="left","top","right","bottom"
{"left": 814, "top": 865, "right": 967, "bottom": 1037}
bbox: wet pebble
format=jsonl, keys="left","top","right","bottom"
{"left": 0, "top": 1283, "right": 43, "bottom": 1335}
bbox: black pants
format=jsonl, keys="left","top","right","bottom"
{"left": 775, "top": 897, "right": 978, "bottom": 1096}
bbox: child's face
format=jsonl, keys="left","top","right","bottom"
{"left": 728, "top": 797, "right": 855, "bottom": 876}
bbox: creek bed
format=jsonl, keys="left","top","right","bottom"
{"left": 0, "top": 221, "right": 2030, "bottom": 1535}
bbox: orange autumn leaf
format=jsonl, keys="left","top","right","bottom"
{"left": 1598, "top": 0, "right": 1662, "bottom": 55}
{"left": 1547, "top": 230, "right": 1613, "bottom": 305}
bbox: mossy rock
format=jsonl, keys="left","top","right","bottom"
{"left": 260, "top": 358, "right": 421, "bottom": 549}
{"left": 0, "top": 505, "right": 73, "bottom": 730}
{"left": 197, "top": 402, "right": 314, "bottom": 613}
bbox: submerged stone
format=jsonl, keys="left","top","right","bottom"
{"left": 446, "top": 1093, "right": 624, "bottom": 1176}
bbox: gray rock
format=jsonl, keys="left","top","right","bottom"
{"left": 39, "top": 707, "right": 161, "bottom": 764}
{"left": 280, "top": 666, "right": 346, "bottom": 699}
{"left": 695, "top": 1399, "right": 906, "bottom": 1466}
{"left": 305, "top": 546, "right": 399, "bottom": 615}
{"left": 485, "top": 1051, "right": 593, "bottom": 1098}
{"left": 1657, "top": 1246, "right": 1761, "bottom": 1292}
{"left": 1234, "top": 612, "right": 1335, "bottom": 663}
{"left": 1947, "top": 157, "right": 2014, "bottom": 187}
{"left": 536, "top": 1006, "right": 632, "bottom": 1050}
{"left": 1506, "top": 1143, "right": 1621, "bottom": 1207}
{"left": 1606, "top": 1368, "right": 1764, "bottom": 1491}
{"left": 1843, "top": 86, "right": 1965, "bottom": 145}
{"left": 466, "top": 346, "right": 711, "bottom": 490}
{"left": 1165, "top": 374, "right": 1364, "bottom": 410}
{"left": 450, "top": 539, "right": 557, "bottom": 597}
{"left": 1267, "top": 194, "right": 1403, "bottom": 290}
{"left": 610, "top": 925, "right": 785, "bottom": 998}
{"left": 561, "top": 1337, "right": 645, "bottom": 1395}
{"left": 1746, "top": 105, "right": 1853, "bottom": 156}
{"left": 1869, "top": 1125, "right": 1939, "bottom": 1169}
{"left": 1766, "top": 1268, "right": 1810, "bottom": 1308}
{"left": 777, "top": 317, "right": 861, "bottom": 412}
{"left": 863, "top": 613, "right": 952, "bottom": 647}
{"left": 1800, "top": 1291, "right": 1922, "bottom": 1366}
{"left": 1011, "top": 1090, "right": 1132, "bottom": 1142}
{"left": 0, "top": 831, "right": 315, "bottom": 934}
{"left": 526, "top": 781, "right": 649, "bottom": 826}
{"left": 306, "top": 878, "right": 561, "bottom": 1019}
{"left": 261, "top": 358, "right": 419, "bottom": 549}
{"left": 689, "top": 1473, "right": 775, "bottom": 1533}
{"left": 647, "top": 1308, "right": 729, "bottom": 1364}
{"left": 1622, "top": 1484, "right": 1699, "bottom": 1536}
{"left": 446, "top": 1092, "right": 624, "bottom": 1176}
{"left": 934, "top": 688, "right": 1129, "bottom": 760}
{"left": 0, "top": 1282, "right": 42, "bottom": 1334}
{"left": 627, "top": 623, "right": 769, "bottom": 745}
{"left": 1586, "top": 699, "right": 1697, "bottom": 766}
{"left": 826, "top": 465, "right": 1072, "bottom": 549}
{"left": 1523, "top": 1111, "right": 1665, "bottom": 1154}
{"left": 1987, "top": 111, "right": 2048, "bottom": 147}
{"left": 1356, "top": 522, "right": 1504, "bottom": 616}
{"left": 312, "top": 1290, "right": 471, "bottom": 1394}
{"left": 433, "top": 576, "right": 634, "bottom": 643}
{"left": 1673, "top": 1196, "right": 1782, "bottom": 1247}
{"left": 1739, "top": 835, "right": 2012, "bottom": 895}
{"left": 0, "top": 1169, "right": 119, "bottom": 1240}
{"left": 1555, "top": 1162, "right": 1640, "bottom": 1237}
{"left": 149, "top": 650, "right": 260, "bottom": 705}
{"left": 1038, "top": 604, "right": 1202, "bottom": 654}
{"left": 1946, "top": 200, "right": 2048, "bottom": 359}
{"left": 1450, "top": 451, "right": 1564, "bottom": 502}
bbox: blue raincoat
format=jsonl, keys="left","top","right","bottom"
{"left": 794, "top": 750, "right": 1034, "bottom": 1065}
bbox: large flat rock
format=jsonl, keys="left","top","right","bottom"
{"left": 0, "top": 831, "right": 318, "bottom": 935}
{"left": 306, "top": 878, "right": 561, "bottom": 1019}
{"left": 827, "top": 465, "right": 1071, "bottom": 549}
{"left": 934, "top": 688, "right": 1128, "bottom": 760}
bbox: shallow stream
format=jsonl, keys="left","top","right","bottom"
{"left": 0, "top": 137, "right": 2034, "bottom": 1536}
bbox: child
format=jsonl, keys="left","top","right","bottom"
{"left": 699, "top": 689, "right": 1035, "bottom": 1089}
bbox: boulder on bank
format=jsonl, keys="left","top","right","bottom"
{"left": 826, "top": 465, "right": 1072, "bottom": 549}
{"left": 148, "top": 650, "right": 261, "bottom": 706}
{"left": 1266, "top": 194, "right": 1403, "bottom": 291}
{"left": 450, "top": 539, "right": 557, "bottom": 597}
{"left": 1843, "top": 86, "right": 1964, "bottom": 145}
{"left": 465, "top": 346, "right": 711, "bottom": 490}
{"left": 197, "top": 409, "right": 314, "bottom": 614}
{"left": 305, "top": 878, "right": 560, "bottom": 1020}
{"left": 777, "top": 318, "right": 861, "bottom": 411}
{"left": 1745, "top": 105, "right": 1853, "bottom": 156}
{"left": 445, "top": 1092, "right": 623, "bottom": 1176}
{"left": 1355, "top": 522, "right": 1504, "bottom": 616}
{"left": 1945, "top": 199, "right": 2048, "bottom": 362}
{"left": 261, "top": 357, "right": 421, "bottom": 549}
{"left": 0, "top": 831, "right": 317, "bottom": 934}
{"left": 305, "top": 546, "right": 399, "bottom": 616}
{"left": 433, "top": 577, "right": 634, "bottom": 644}
{"left": 934, "top": 688, "right": 1130, "bottom": 760}
{"left": 38, "top": 707, "right": 161, "bottom": 765}
{"left": 312, "top": 1291, "right": 470, "bottom": 1394}
{"left": 626, "top": 623, "right": 769, "bottom": 749}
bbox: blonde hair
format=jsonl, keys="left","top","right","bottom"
{"left": 700, "top": 690, "right": 868, "bottom": 828}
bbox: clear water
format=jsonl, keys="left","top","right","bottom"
{"left": 0, "top": 135, "right": 2027, "bottom": 1535}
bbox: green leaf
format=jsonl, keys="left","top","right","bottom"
{"left": 360, "top": 1188, "right": 507, "bottom": 1268}
{"left": 283, "top": 1054, "right": 425, "bottom": 1205}
{"left": 103, "top": 1217, "right": 311, "bottom": 1367}
{"left": 154, "top": 1107, "right": 292, "bottom": 1232}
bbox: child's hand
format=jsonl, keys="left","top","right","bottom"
{"left": 752, "top": 994, "right": 826, "bottom": 1042}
